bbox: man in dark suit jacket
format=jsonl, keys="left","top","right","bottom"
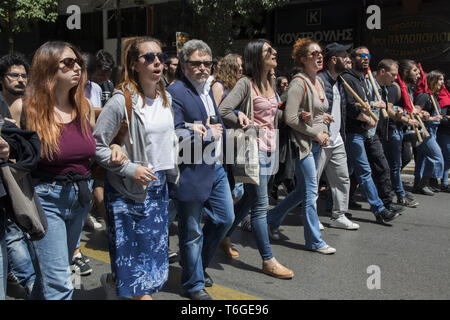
{"left": 167, "top": 39, "right": 234, "bottom": 300}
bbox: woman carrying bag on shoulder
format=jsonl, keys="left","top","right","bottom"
{"left": 94, "top": 37, "right": 176, "bottom": 300}
{"left": 267, "top": 38, "right": 337, "bottom": 255}
{"left": 219, "top": 39, "right": 293, "bottom": 279}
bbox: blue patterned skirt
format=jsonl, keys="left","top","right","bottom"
{"left": 104, "top": 171, "right": 169, "bottom": 297}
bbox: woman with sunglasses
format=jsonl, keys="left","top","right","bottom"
{"left": 21, "top": 42, "right": 96, "bottom": 299}
{"left": 267, "top": 38, "right": 336, "bottom": 255}
{"left": 94, "top": 37, "right": 176, "bottom": 300}
{"left": 220, "top": 39, "right": 294, "bottom": 279}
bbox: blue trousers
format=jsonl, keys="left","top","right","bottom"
{"left": 176, "top": 164, "right": 234, "bottom": 293}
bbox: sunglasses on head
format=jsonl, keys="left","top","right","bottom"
{"left": 357, "top": 53, "right": 371, "bottom": 59}
{"left": 60, "top": 57, "right": 83, "bottom": 69}
{"left": 139, "top": 52, "right": 168, "bottom": 64}
{"left": 187, "top": 60, "right": 213, "bottom": 68}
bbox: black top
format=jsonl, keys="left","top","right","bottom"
{"left": 0, "top": 92, "right": 12, "bottom": 118}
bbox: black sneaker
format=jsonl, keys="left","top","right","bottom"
{"left": 71, "top": 256, "right": 93, "bottom": 276}
{"left": 398, "top": 197, "right": 419, "bottom": 208}
{"left": 80, "top": 252, "right": 90, "bottom": 263}
{"left": 375, "top": 209, "right": 400, "bottom": 224}
{"left": 267, "top": 224, "right": 281, "bottom": 241}
{"left": 386, "top": 203, "right": 406, "bottom": 215}
{"left": 441, "top": 184, "right": 450, "bottom": 193}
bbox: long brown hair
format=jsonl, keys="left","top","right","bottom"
{"left": 427, "top": 70, "right": 444, "bottom": 94}
{"left": 213, "top": 53, "right": 242, "bottom": 91}
{"left": 23, "top": 41, "right": 90, "bottom": 160}
{"left": 118, "top": 36, "right": 168, "bottom": 107}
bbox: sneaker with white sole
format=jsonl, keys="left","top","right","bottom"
{"left": 329, "top": 215, "right": 360, "bottom": 230}
{"left": 319, "top": 221, "right": 324, "bottom": 231}
{"left": 71, "top": 255, "right": 93, "bottom": 276}
{"left": 85, "top": 214, "right": 103, "bottom": 230}
{"left": 312, "top": 244, "right": 336, "bottom": 255}
{"left": 100, "top": 273, "right": 119, "bottom": 300}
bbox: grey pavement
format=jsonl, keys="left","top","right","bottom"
{"left": 6, "top": 173, "right": 450, "bottom": 300}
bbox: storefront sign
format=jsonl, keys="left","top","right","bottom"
{"left": 367, "top": 16, "right": 450, "bottom": 60}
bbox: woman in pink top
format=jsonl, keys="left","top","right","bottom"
{"left": 219, "top": 39, "right": 293, "bottom": 280}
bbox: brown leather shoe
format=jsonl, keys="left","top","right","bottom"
{"left": 219, "top": 237, "right": 239, "bottom": 258}
{"left": 262, "top": 258, "right": 294, "bottom": 279}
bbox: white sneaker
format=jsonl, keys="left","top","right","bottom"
{"left": 100, "top": 273, "right": 119, "bottom": 300}
{"left": 313, "top": 244, "right": 336, "bottom": 255}
{"left": 330, "top": 215, "right": 360, "bottom": 230}
{"left": 319, "top": 221, "right": 324, "bottom": 231}
{"left": 85, "top": 214, "right": 103, "bottom": 230}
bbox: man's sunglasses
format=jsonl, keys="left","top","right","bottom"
{"left": 357, "top": 53, "right": 371, "bottom": 59}
{"left": 139, "top": 52, "right": 168, "bottom": 64}
{"left": 5, "top": 72, "right": 29, "bottom": 80}
{"left": 60, "top": 57, "right": 83, "bottom": 69}
{"left": 187, "top": 60, "right": 213, "bottom": 68}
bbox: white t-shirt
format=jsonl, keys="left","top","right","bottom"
{"left": 139, "top": 95, "right": 175, "bottom": 172}
{"left": 324, "top": 82, "right": 344, "bottom": 148}
{"left": 84, "top": 81, "right": 103, "bottom": 108}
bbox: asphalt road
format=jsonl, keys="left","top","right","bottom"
{"left": 6, "top": 174, "right": 450, "bottom": 301}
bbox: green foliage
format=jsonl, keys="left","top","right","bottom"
{"left": 187, "top": 0, "right": 289, "bottom": 56}
{"left": 0, "top": 0, "right": 58, "bottom": 33}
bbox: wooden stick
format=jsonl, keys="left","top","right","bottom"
{"left": 339, "top": 76, "right": 379, "bottom": 121}
{"left": 415, "top": 113, "right": 430, "bottom": 138}
{"left": 409, "top": 114, "right": 422, "bottom": 143}
{"left": 429, "top": 94, "right": 440, "bottom": 116}
{"left": 367, "top": 70, "right": 389, "bottom": 119}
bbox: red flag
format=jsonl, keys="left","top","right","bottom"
{"left": 414, "top": 62, "right": 431, "bottom": 99}
{"left": 397, "top": 74, "right": 414, "bottom": 113}
{"left": 438, "top": 84, "right": 450, "bottom": 108}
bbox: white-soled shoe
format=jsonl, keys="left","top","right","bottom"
{"left": 329, "top": 215, "right": 360, "bottom": 230}
{"left": 319, "top": 221, "right": 325, "bottom": 231}
{"left": 312, "top": 244, "right": 336, "bottom": 255}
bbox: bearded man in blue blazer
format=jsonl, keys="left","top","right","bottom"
{"left": 167, "top": 39, "right": 234, "bottom": 301}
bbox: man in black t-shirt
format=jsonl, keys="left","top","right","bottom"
{"left": 91, "top": 50, "right": 115, "bottom": 107}
{"left": 375, "top": 59, "right": 419, "bottom": 207}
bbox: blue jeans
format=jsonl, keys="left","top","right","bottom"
{"left": 176, "top": 164, "right": 234, "bottom": 293}
{"left": 346, "top": 133, "right": 385, "bottom": 215}
{"left": 267, "top": 151, "right": 326, "bottom": 250}
{"left": 227, "top": 151, "right": 276, "bottom": 261}
{"left": 0, "top": 235, "right": 6, "bottom": 300}
{"left": 415, "top": 127, "right": 444, "bottom": 180}
{"left": 30, "top": 180, "right": 92, "bottom": 300}
{"left": 383, "top": 128, "right": 406, "bottom": 198}
{"left": 437, "top": 133, "right": 450, "bottom": 185}
{"left": 5, "top": 219, "right": 36, "bottom": 294}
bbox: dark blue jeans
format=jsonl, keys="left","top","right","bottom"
{"left": 176, "top": 164, "right": 234, "bottom": 293}
{"left": 346, "top": 133, "right": 385, "bottom": 215}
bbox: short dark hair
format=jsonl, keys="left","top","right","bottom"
{"left": 350, "top": 46, "right": 369, "bottom": 58}
{"left": 0, "top": 52, "right": 30, "bottom": 78}
{"left": 398, "top": 59, "right": 417, "bottom": 78}
{"left": 95, "top": 49, "right": 115, "bottom": 71}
